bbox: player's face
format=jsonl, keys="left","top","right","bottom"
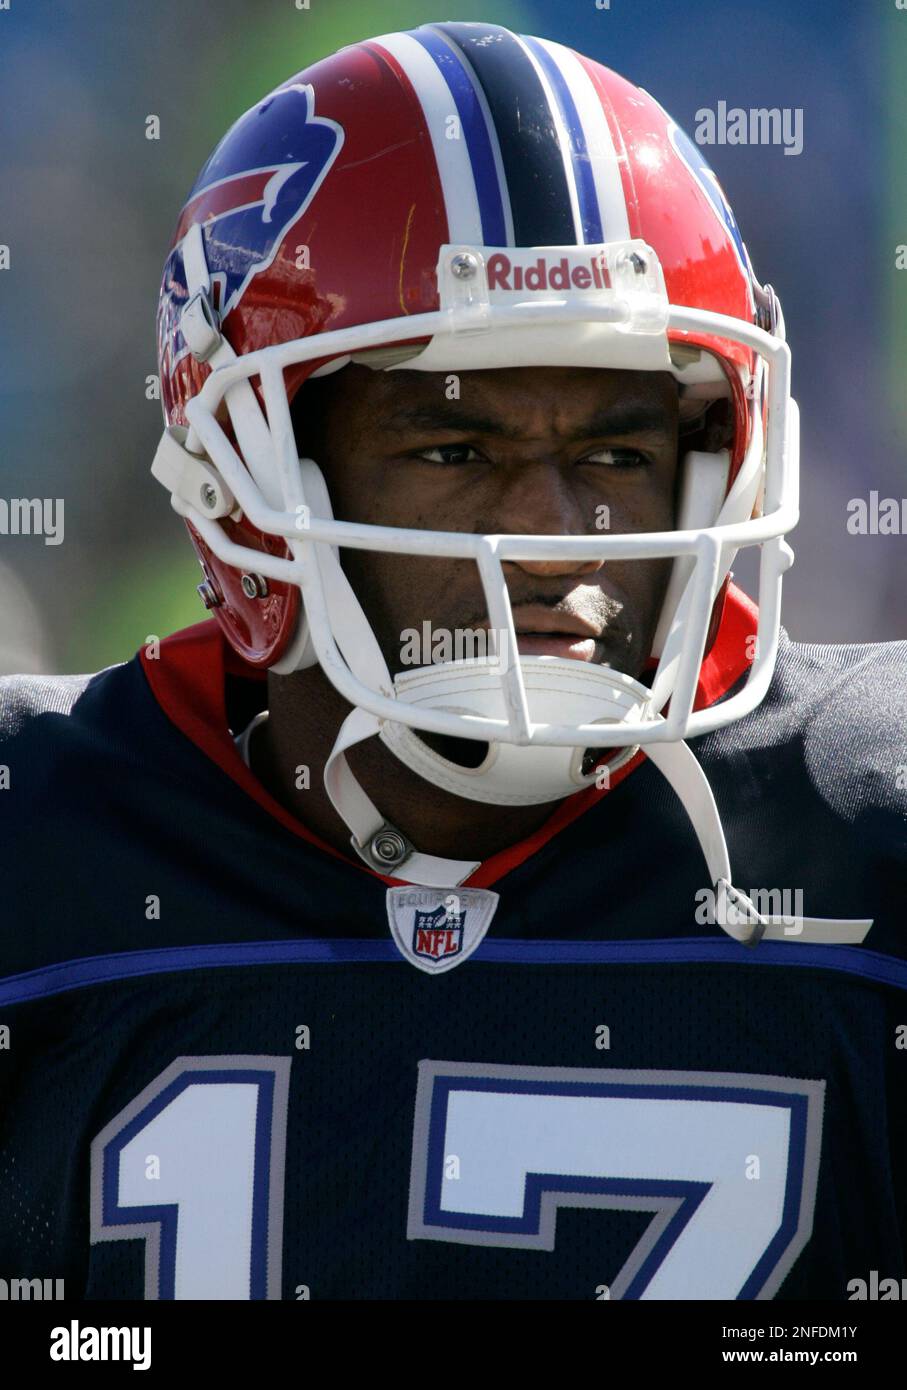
{"left": 297, "top": 364, "right": 679, "bottom": 679}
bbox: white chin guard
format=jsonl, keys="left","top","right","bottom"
{"left": 379, "top": 657, "right": 649, "bottom": 806}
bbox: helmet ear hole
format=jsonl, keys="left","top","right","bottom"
{"left": 679, "top": 397, "right": 735, "bottom": 457}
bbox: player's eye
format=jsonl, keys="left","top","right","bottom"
{"left": 415, "top": 444, "right": 486, "bottom": 466}
{"left": 578, "top": 447, "right": 651, "bottom": 468}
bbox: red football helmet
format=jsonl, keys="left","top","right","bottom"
{"left": 151, "top": 22, "right": 799, "bottom": 928}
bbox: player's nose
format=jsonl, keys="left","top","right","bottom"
{"left": 487, "top": 460, "right": 605, "bottom": 579}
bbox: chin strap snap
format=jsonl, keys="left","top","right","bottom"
{"left": 323, "top": 704, "right": 481, "bottom": 887}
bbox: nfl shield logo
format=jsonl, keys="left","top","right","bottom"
{"left": 413, "top": 904, "right": 465, "bottom": 962}
{"left": 386, "top": 887, "right": 500, "bottom": 975}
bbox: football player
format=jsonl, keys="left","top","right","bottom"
{"left": 1, "top": 21, "right": 905, "bottom": 1302}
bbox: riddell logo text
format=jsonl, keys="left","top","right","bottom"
{"left": 486, "top": 253, "right": 611, "bottom": 292}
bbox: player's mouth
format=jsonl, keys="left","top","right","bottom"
{"left": 514, "top": 633, "right": 599, "bottom": 661}
{"left": 482, "top": 605, "right": 605, "bottom": 663}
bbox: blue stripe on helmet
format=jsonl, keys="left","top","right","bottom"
{"left": 411, "top": 26, "right": 509, "bottom": 247}
{"left": 433, "top": 21, "right": 576, "bottom": 247}
{"left": 522, "top": 35, "right": 604, "bottom": 244}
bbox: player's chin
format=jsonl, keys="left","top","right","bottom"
{"left": 514, "top": 634, "right": 597, "bottom": 662}
{"left": 593, "top": 632, "right": 649, "bottom": 682}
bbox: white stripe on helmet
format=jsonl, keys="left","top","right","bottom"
{"left": 534, "top": 37, "right": 631, "bottom": 243}
{"left": 368, "top": 31, "right": 484, "bottom": 245}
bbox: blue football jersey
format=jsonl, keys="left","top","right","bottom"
{"left": 1, "top": 594, "right": 905, "bottom": 1300}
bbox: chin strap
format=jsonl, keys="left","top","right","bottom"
{"left": 237, "top": 705, "right": 872, "bottom": 945}
{"left": 323, "top": 704, "right": 481, "bottom": 886}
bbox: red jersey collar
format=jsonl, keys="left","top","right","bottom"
{"left": 139, "top": 583, "right": 758, "bottom": 890}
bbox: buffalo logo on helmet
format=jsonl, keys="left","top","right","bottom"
{"left": 158, "top": 83, "right": 344, "bottom": 376}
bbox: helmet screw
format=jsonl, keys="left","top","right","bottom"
{"left": 369, "top": 828, "right": 408, "bottom": 867}
{"left": 616, "top": 249, "right": 647, "bottom": 276}
{"left": 241, "top": 572, "right": 269, "bottom": 599}
{"left": 197, "top": 580, "right": 222, "bottom": 610}
{"left": 200, "top": 483, "right": 218, "bottom": 510}
{"left": 754, "top": 282, "right": 783, "bottom": 338}
{"left": 450, "top": 252, "right": 478, "bottom": 280}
